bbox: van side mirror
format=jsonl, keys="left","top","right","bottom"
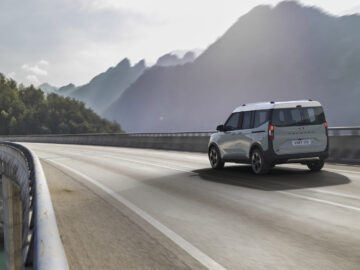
{"left": 216, "top": 125, "right": 225, "bottom": 132}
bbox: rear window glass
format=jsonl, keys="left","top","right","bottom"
{"left": 242, "top": 111, "right": 252, "bottom": 129}
{"left": 272, "top": 107, "right": 325, "bottom": 127}
{"left": 254, "top": 110, "right": 269, "bottom": 128}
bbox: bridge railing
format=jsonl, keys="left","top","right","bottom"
{"left": 0, "top": 142, "right": 68, "bottom": 270}
{"left": 128, "top": 127, "right": 360, "bottom": 137}
{"left": 328, "top": 126, "right": 360, "bottom": 136}
{"left": 0, "top": 126, "right": 359, "bottom": 164}
{"left": 0, "top": 127, "right": 357, "bottom": 269}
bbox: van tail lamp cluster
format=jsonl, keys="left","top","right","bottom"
{"left": 269, "top": 125, "right": 275, "bottom": 141}
{"left": 324, "top": 121, "right": 328, "bottom": 136}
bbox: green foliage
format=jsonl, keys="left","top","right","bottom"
{"left": 0, "top": 73, "right": 122, "bottom": 135}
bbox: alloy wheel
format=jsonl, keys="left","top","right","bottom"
{"left": 209, "top": 147, "right": 218, "bottom": 167}
{"left": 252, "top": 151, "right": 262, "bottom": 174}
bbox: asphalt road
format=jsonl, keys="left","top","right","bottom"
{"left": 24, "top": 143, "right": 360, "bottom": 270}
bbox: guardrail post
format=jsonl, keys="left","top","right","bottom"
{"left": 2, "top": 175, "right": 22, "bottom": 270}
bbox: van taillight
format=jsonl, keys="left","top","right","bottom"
{"left": 324, "top": 122, "right": 328, "bottom": 136}
{"left": 269, "top": 125, "right": 274, "bottom": 141}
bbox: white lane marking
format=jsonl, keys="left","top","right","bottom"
{"left": 46, "top": 159, "right": 226, "bottom": 270}
{"left": 37, "top": 143, "right": 360, "bottom": 175}
{"left": 25, "top": 142, "right": 360, "bottom": 173}
{"left": 42, "top": 153, "right": 360, "bottom": 213}
{"left": 103, "top": 154, "right": 193, "bottom": 173}
{"left": 265, "top": 180, "right": 360, "bottom": 201}
{"left": 277, "top": 191, "right": 360, "bottom": 212}
{"left": 283, "top": 164, "right": 360, "bottom": 177}
{"left": 39, "top": 156, "right": 69, "bottom": 161}
{"left": 325, "top": 168, "right": 360, "bottom": 177}
{"left": 93, "top": 155, "right": 360, "bottom": 213}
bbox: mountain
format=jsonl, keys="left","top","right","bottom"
{"left": 65, "top": 59, "right": 146, "bottom": 114}
{"left": 44, "top": 52, "right": 195, "bottom": 115}
{"left": 58, "top": 83, "right": 76, "bottom": 96}
{"left": 39, "top": 82, "right": 76, "bottom": 96}
{"left": 155, "top": 51, "right": 195, "bottom": 67}
{"left": 104, "top": 1, "right": 360, "bottom": 132}
{"left": 39, "top": 83, "right": 58, "bottom": 94}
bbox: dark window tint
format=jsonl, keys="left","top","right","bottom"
{"left": 272, "top": 107, "right": 325, "bottom": 127}
{"left": 254, "top": 110, "right": 269, "bottom": 128}
{"left": 242, "top": 111, "right": 252, "bottom": 129}
{"left": 304, "top": 107, "right": 325, "bottom": 124}
{"left": 225, "top": 112, "right": 241, "bottom": 130}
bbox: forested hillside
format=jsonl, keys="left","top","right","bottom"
{"left": 0, "top": 73, "right": 121, "bottom": 135}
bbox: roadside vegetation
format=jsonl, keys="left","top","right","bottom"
{"left": 0, "top": 73, "right": 121, "bottom": 135}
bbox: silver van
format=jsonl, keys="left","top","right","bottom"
{"left": 208, "top": 100, "right": 329, "bottom": 174}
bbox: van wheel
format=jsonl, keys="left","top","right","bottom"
{"left": 209, "top": 145, "right": 224, "bottom": 169}
{"left": 251, "top": 148, "right": 270, "bottom": 175}
{"left": 307, "top": 159, "right": 324, "bottom": 172}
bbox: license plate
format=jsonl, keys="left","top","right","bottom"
{"left": 292, "top": 139, "right": 311, "bottom": 146}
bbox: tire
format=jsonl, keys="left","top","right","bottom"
{"left": 251, "top": 148, "right": 270, "bottom": 175}
{"left": 208, "top": 145, "right": 224, "bottom": 169}
{"left": 307, "top": 159, "right": 324, "bottom": 172}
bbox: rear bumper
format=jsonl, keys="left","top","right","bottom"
{"left": 264, "top": 140, "right": 329, "bottom": 164}
{"left": 264, "top": 151, "right": 329, "bottom": 164}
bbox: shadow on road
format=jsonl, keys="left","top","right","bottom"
{"left": 192, "top": 165, "right": 350, "bottom": 191}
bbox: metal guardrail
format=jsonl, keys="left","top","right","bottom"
{"left": 328, "top": 127, "right": 360, "bottom": 136}
{"left": 2, "top": 127, "right": 358, "bottom": 138}
{"left": 0, "top": 142, "right": 68, "bottom": 270}
{"left": 133, "top": 127, "right": 360, "bottom": 137}
{"left": 129, "top": 127, "right": 360, "bottom": 137}
{"left": 0, "top": 131, "right": 215, "bottom": 137}
{"left": 130, "top": 131, "right": 215, "bottom": 137}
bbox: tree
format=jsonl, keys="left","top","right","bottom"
{"left": 0, "top": 74, "right": 122, "bottom": 135}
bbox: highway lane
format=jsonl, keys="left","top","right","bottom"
{"left": 24, "top": 143, "right": 360, "bottom": 270}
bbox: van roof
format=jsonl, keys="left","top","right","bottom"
{"left": 233, "top": 100, "right": 322, "bottom": 113}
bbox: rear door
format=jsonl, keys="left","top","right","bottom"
{"left": 249, "top": 110, "right": 270, "bottom": 154}
{"left": 271, "top": 107, "right": 327, "bottom": 155}
{"left": 218, "top": 112, "right": 242, "bottom": 159}
{"left": 236, "top": 111, "right": 254, "bottom": 158}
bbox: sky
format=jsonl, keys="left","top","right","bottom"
{"left": 1, "top": 0, "right": 359, "bottom": 87}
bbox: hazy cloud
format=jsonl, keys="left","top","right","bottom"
{"left": 26, "top": 75, "right": 40, "bottom": 85}
{"left": 22, "top": 64, "right": 48, "bottom": 76}
{"left": 7, "top": 72, "right": 16, "bottom": 79}
{"left": 1, "top": 0, "right": 359, "bottom": 86}
{"left": 39, "top": 59, "right": 49, "bottom": 66}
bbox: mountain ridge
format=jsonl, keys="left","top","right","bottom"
{"left": 104, "top": 1, "right": 360, "bottom": 132}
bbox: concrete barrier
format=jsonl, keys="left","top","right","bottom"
{"left": 327, "top": 136, "right": 360, "bottom": 164}
{"left": 0, "top": 128, "right": 359, "bottom": 164}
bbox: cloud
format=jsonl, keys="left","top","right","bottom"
{"left": 7, "top": 72, "right": 16, "bottom": 79}
{"left": 39, "top": 59, "right": 49, "bottom": 66}
{"left": 0, "top": 0, "right": 358, "bottom": 86}
{"left": 26, "top": 74, "right": 39, "bottom": 85}
{"left": 22, "top": 64, "right": 48, "bottom": 76}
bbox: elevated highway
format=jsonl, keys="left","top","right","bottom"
{"left": 24, "top": 143, "right": 360, "bottom": 270}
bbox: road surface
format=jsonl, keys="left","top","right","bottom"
{"left": 24, "top": 143, "right": 360, "bottom": 270}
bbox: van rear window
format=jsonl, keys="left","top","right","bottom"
{"left": 272, "top": 107, "right": 325, "bottom": 127}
